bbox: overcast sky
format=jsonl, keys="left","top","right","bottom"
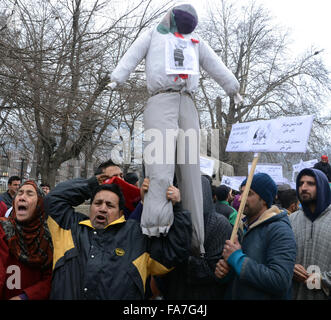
{"left": 186, "top": 0, "right": 331, "bottom": 114}
{"left": 188, "top": 0, "right": 331, "bottom": 68}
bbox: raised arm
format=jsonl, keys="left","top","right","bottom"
{"left": 44, "top": 177, "right": 99, "bottom": 228}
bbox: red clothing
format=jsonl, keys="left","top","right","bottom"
{"left": 0, "top": 225, "right": 52, "bottom": 300}
{"left": 0, "top": 201, "right": 7, "bottom": 217}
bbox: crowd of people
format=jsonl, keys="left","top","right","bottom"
{"left": 0, "top": 1, "right": 329, "bottom": 302}
{"left": 0, "top": 154, "right": 329, "bottom": 300}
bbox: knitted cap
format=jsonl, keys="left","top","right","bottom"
{"left": 241, "top": 173, "right": 277, "bottom": 208}
{"left": 321, "top": 155, "right": 328, "bottom": 161}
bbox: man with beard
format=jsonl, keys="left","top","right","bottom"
{"left": 289, "top": 168, "right": 331, "bottom": 300}
{"left": 216, "top": 173, "right": 296, "bottom": 300}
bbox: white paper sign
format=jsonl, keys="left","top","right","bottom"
{"left": 165, "top": 35, "right": 199, "bottom": 75}
{"left": 226, "top": 115, "right": 314, "bottom": 153}
{"left": 221, "top": 176, "right": 246, "bottom": 191}
{"left": 248, "top": 163, "right": 284, "bottom": 184}
{"left": 292, "top": 159, "right": 318, "bottom": 172}
{"left": 200, "top": 156, "right": 215, "bottom": 177}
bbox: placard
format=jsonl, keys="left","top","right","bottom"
{"left": 292, "top": 159, "right": 318, "bottom": 172}
{"left": 226, "top": 115, "right": 314, "bottom": 153}
{"left": 165, "top": 35, "right": 199, "bottom": 75}
{"left": 291, "top": 159, "right": 318, "bottom": 182}
{"left": 248, "top": 163, "right": 284, "bottom": 184}
{"left": 221, "top": 176, "right": 246, "bottom": 191}
{"left": 200, "top": 156, "right": 215, "bottom": 177}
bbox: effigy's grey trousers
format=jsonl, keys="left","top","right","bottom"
{"left": 141, "top": 92, "right": 205, "bottom": 254}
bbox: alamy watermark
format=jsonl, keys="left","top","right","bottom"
{"left": 306, "top": 265, "right": 322, "bottom": 290}
{"left": 110, "top": 121, "right": 221, "bottom": 165}
{"left": 6, "top": 265, "right": 21, "bottom": 290}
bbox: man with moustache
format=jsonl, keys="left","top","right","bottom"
{"left": 0, "top": 176, "right": 21, "bottom": 208}
{"left": 289, "top": 168, "right": 331, "bottom": 300}
{"left": 215, "top": 173, "right": 296, "bottom": 300}
{"left": 45, "top": 174, "right": 192, "bottom": 300}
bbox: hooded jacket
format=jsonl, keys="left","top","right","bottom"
{"left": 225, "top": 206, "right": 296, "bottom": 300}
{"left": 111, "top": 4, "right": 239, "bottom": 96}
{"left": 289, "top": 168, "right": 331, "bottom": 299}
{"left": 158, "top": 176, "right": 232, "bottom": 299}
{"left": 296, "top": 168, "right": 331, "bottom": 222}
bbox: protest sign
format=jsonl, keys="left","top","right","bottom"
{"left": 292, "top": 159, "right": 318, "bottom": 182}
{"left": 293, "top": 159, "right": 318, "bottom": 172}
{"left": 226, "top": 115, "right": 313, "bottom": 242}
{"left": 200, "top": 156, "right": 215, "bottom": 177}
{"left": 221, "top": 176, "right": 246, "bottom": 191}
{"left": 248, "top": 163, "right": 283, "bottom": 184}
{"left": 225, "top": 115, "right": 313, "bottom": 153}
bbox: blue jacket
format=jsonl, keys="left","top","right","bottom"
{"left": 226, "top": 206, "right": 296, "bottom": 300}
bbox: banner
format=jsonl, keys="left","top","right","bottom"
{"left": 200, "top": 156, "right": 215, "bottom": 177}
{"left": 226, "top": 115, "right": 313, "bottom": 153}
{"left": 221, "top": 176, "right": 246, "bottom": 191}
{"left": 293, "top": 159, "right": 318, "bottom": 172}
{"left": 248, "top": 163, "right": 284, "bottom": 184}
{"left": 292, "top": 159, "right": 318, "bottom": 182}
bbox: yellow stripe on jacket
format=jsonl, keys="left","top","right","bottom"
{"left": 133, "top": 252, "right": 174, "bottom": 291}
{"left": 47, "top": 216, "right": 75, "bottom": 269}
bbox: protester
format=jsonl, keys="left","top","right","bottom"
{"left": 214, "top": 185, "right": 238, "bottom": 225}
{"left": 95, "top": 159, "right": 124, "bottom": 179}
{"left": 313, "top": 155, "right": 331, "bottom": 182}
{"left": 217, "top": 173, "right": 296, "bottom": 300}
{"left": 278, "top": 189, "right": 299, "bottom": 215}
{"left": 95, "top": 160, "right": 141, "bottom": 219}
{"left": 289, "top": 168, "right": 331, "bottom": 300}
{"left": 0, "top": 180, "right": 53, "bottom": 300}
{"left": 0, "top": 200, "right": 7, "bottom": 217}
{"left": 40, "top": 183, "right": 51, "bottom": 195}
{"left": 44, "top": 173, "right": 191, "bottom": 299}
{"left": 274, "top": 183, "right": 292, "bottom": 208}
{"left": 0, "top": 176, "right": 21, "bottom": 208}
{"left": 109, "top": 3, "right": 242, "bottom": 255}
{"left": 156, "top": 176, "right": 232, "bottom": 300}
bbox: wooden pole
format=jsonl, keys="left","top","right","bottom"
{"left": 230, "top": 152, "right": 260, "bottom": 242}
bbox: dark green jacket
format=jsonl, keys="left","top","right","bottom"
{"left": 45, "top": 177, "right": 192, "bottom": 300}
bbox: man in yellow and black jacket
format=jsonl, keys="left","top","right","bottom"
{"left": 44, "top": 174, "right": 192, "bottom": 300}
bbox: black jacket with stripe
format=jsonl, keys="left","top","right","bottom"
{"left": 45, "top": 177, "right": 192, "bottom": 300}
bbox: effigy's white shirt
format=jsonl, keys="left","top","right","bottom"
{"left": 111, "top": 27, "right": 239, "bottom": 96}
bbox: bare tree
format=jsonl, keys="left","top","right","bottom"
{"left": 0, "top": 0, "right": 169, "bottom": 186}
{"left": 196, "top": 0, "right": 330, "bottom": 175}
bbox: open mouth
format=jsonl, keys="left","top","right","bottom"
{"left": 16, "top": 204, "right": 29, "bottom": 218}
{"left": 95, "top": 214, "right": 107, "bottom": 224}
{"left": 17, "top": 205, "right": 28, "bottom": 212}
